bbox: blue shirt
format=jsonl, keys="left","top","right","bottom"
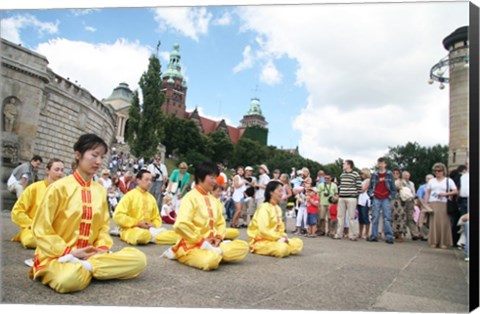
{"left": 416, "top": 183, "right": 428, "bottom": 200}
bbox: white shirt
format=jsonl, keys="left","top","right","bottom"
{"left": 256, "top": 173, "right": 270, "bottom": 200}
{"left": 427, "top": 177, "right": 457, "bottom": 203}
{"left": 459, "top": 173, "right": 469, "bottom": 198}
{"left": 161, "top": 204, "right": 174, "bottom": 216}
{"left": 147, "top": 162, "right": 168, "bottom": 182}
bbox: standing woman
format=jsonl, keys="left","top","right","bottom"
{"left": 425, "top": 162, "right": 457, "bottom": 249}
{"left": 230, "top": 166, "right": 247, "bottom": 228}
{"left": 31, "top": 134, "right": 146, "bottom": 293}
{"left": 279, "top": 173, "right": 293, "bottom": 231}
{"left": 11, "top": 158, "right": 65, "bottom": 249}
{"left": 247, "top": 181, "right": 303, "bottom": 257}
{"left": 391, "top": 168, "right": 407, "bottom": 242}
{"left": 357, "top": 168, "right": 371, "bottom": 240}
{"left": 167, "top": 162, "right": 191, "bottom": 212}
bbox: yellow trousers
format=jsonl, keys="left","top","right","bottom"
{"left": 12, "top": 228, "right": 36, "bottom": 249}
{"left": 32, "top": 247, "right": 146, "bottom": 294}
{"left": 120, "top": 228, "right": 179, "bottom": 245}
{"left": 176, "top": 239, "right": 249, "bottom": 271}
{"left": 250, "top": 237, "right": 303, "bottom": 258}
{"left": 225, "top": 228, "right": 239, "bottom": 240}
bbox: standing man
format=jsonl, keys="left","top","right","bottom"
{"left": 402, "top": 170, "right": 421, "bottom": 240}
{"left": 367, "top": 157, "right": 396, "bottom": 244}
{"left": 243, "top": 166, "right": 257, "bottom": 226}
{"left": 316, "top": 173, "right": 338, "bottom": 236}
{"left": 256, "top": 164, "right": 270, "bottom": 209}
{"left": 458, "top": 165, "right": 469, "bottom": 216}
{"left": 334, "top": 160, "right": 361, "bottom": 240}
{"left": 416, "top": 174, "right": 434, "bottom": 241}
{"left": 7, "top": 155, "right": 43, "bottom": 198}
{"left": 147, "top": 155, "right": 168, "bottom": 209}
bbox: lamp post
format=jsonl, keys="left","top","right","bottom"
{"left": 428, "top": 26, "right": 469, "bottom": 171}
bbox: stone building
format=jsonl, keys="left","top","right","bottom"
{"left": 103, "top": 82, "right": 133, "bottom": 144}
{"left": 1, "top": 38, "right": 116, "bottom": 210}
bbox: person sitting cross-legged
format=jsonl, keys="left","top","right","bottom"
{"left": 247, "top": 180, "right": 303, "bottom": 258}
{"left": 167, "top": 161, "right": 249, "bottom": 271}
{"left": 113, "top": 169, "right": 179, "bottom": 246}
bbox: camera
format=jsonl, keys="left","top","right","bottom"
{"left": 323, "top": 192, "right": 329, "bottom": 197}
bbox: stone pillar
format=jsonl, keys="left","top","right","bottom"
{"left": 443, "top": 26, "right": 469, "bottom": 171}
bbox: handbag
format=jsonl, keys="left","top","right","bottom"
{"left": 399, "top": 186, "right": 414, "bottom": 202}
{"left": 170, "top": 181, "right": 179, "bottom": 194}
{"left": 446, "top": 178, "right": 458, "bottom": 215}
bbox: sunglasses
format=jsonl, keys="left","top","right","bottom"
{"left": 434, "top": 169, "right": 443, "bottom": 172}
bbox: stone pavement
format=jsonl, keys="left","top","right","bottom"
{"left": 0, "top": 210, "right": 469, "bottom": 312}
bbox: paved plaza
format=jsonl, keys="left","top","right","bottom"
{"left": 0, "top": 209, "right": 469, "bottom": 312}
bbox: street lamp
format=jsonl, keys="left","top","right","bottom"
{"left": 428, "top": 45, "right": 469, "bottom": 89}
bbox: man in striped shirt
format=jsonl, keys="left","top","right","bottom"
{"left": 333, "top": 160, "right": 362, "bottom": 240}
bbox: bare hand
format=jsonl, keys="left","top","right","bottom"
{"left": 137, "top": 221, "right": 151, "bottom": 229}
{"left": 71, "top": 246, "right": 98, "bottom": 260}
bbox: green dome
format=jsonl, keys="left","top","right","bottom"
{"left": 104, "top": 82, "right": 133, "bottom": 102}
{"left": 247, "top": 97, "right": 263, "bottom": 115}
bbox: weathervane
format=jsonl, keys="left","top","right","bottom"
{"left": 156, "top": 40, "right": 161, "bottom": 58}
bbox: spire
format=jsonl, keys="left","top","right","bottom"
{"left": 161, "top": 43, "right": 185, "bottom": 82}
{"left": 247, "top": 97, "right": 263, "bottom": 116}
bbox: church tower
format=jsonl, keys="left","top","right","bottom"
{"left": 161, "top": 43, "right": 188, "bottom": 119}
{"left": 240, "top": 97, "right": 269, "bottom": 145}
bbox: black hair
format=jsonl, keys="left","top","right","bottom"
{"left": 136, "top": 169, "right": 151, "bottom": 180}
{"left": 73, "top": 134, "right": 108, "bottom": 164}
{"left": 195, "top": 161, "right": 220, "bottom": 184}
{"left": 328, "top": 196, "right": 338, "bottom": 204}
{"left": 264, "top": 180, "right": 283, "bottom": 203}
{"left": 46, "top": 158, "right": 63, "bottom": 170}
{"left": 456, "top": 165, "right": 467, "bottom": 173}
{"left": 345, "top": 159, "right": 354, "bottom": 169}
{"left": 31, "top": 155, "right": 43, "bottom": 162}
{"left": 377, "top": 157, "right": 387, "bottom": 163}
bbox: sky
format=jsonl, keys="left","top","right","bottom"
{"left": 0, "top": 0, "right": 470, "bottom": 169}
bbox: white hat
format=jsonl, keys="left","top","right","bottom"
{"left": 245, "top": 166, "right": 254, "bottom": 171}
{"left": 259, "top": 164, "right": 270, "bottom": 174}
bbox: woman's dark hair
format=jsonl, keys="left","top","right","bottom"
{"left": 46, "top": 158, "right": 63, "bottom": 170}
{"left": 195, "top": 161, "right": 219, "bottom": 184}
{"left": 73, "top": 134, "right": 108, "bottom": 164}
{"left": 31, "top": 155, "right": 43, "bottom": 162}
{"left": 136, "top": 169, "right": 151, "bottom": 180}
{"left": 264, "top": 180, "right": 283, "bottom": 203}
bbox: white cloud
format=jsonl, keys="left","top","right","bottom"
{"left": 71, "top": 9, "right": 101, "bottom": 16}
{"left": 213, "top": 11, "right": 232, "bottom": 26}
{"left": 260, "top": 59, "right": 282, "bottom": 85}
{"left": 85, "top": 26, "right": 96, "bottom": 32}
{"left": 35, "top": 38, "right": 152, "bottom": 100}
{"left": 153, "top": 7, "right": 212, "bottom": 41}
{"left": 233, "top": 45, "right": 254, "bottom": 73}
{"left": 0, "top": 14, "right": 59, "bottom": 45}
{"left": 236, "top": 3, "right": 468, "bottom": 167}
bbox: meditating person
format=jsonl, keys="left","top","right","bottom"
{"left": 11, "top": 158, "right": 65, "bottom": 249}
{"left": 31, "top": 133, "right": 146, "bottom": 294}
{"left": 113, "top": 169, "right": 179, "bottom": 245}
{"left": 168, "top": 161, "right": 249, "bottom": 271}
{"left": 247, "top": 181, "right": 303, "bottom": 258}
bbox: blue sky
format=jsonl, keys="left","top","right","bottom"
{"left": 0, "top": 1, "right": 470, "bottom": 168}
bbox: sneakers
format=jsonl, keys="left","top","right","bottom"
{"left": 367, "top": 237, "right": 378, "bottom": 242}
{"left": 24, "top": 258, "right": 34, "bottom": 267}
{"left": 109, "top": 227, "right": 121, "bottom": 236}
{"left": 386, "top": 239, "right": 394, "bottom": 244}
{"left": 332, "top": 235, "right": 341, "bottom": 240}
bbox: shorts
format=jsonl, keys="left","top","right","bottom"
{"left": 307, "top": 213, "right": 318, "bottom": 226}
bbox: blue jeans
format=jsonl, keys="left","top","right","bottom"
{"left": 459, "top": 197, "right": 468, "bottom": 216}
{"left": 371, "top": 198, "right": 393, "bottom": 241}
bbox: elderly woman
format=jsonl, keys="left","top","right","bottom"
{"left": 391, "top": 168, "right": 407, "bottom": 242}
{"left": 248, "top": 181, "right": 303, "bottom": 257}
{"left": 167, "top": 161, "right": 191, "bottom": 212}
{"left": 425, "top": 162, "right": 458, "bottom": 249}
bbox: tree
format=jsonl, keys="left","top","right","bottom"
{"left": 231, "top": 138, "right": 268, "bottom": 168}
{"left": 126, "top": 54, "right": 164, "bottom": 159}
{"left": 206, "top": 131, "right": 234, "bottom": 165}
{"left": 385, "top": 142, "right": 448, "bottom": 188}
{"left": 242, "top": 125, "right": 268, "bottom": 146}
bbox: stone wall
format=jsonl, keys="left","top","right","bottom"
{"left": 1, "top": 38, "right": 116, "bottom": 210}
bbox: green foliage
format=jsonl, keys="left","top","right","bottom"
{"left": 206, "top": 131, "right": 234, "bottom": 164}
{"left": 163, "top": 115, "right": 208, "bottom": 157}
{"left": 126, "top": 54, "right": 164, "bottom": 159}
{"left": 231, "top": 138, "right": 268, "bottom": 167}
{"left": 242, "top": 125, "right": 268, "bottom": 146}
{"left": 384, "top": 141, "right": 448, "bottom": 188}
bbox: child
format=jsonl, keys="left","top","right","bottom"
{"left": 305, "top": 188, "right": 319, "bottom": 238}
{"left": 292, "top": 183, "right": 308, "bottom": 235}
{"left": 328, "top": 196, "right": 338, "bottom": 238}
{"left": 161, "top": 195, "right": 176, "bottom": 224}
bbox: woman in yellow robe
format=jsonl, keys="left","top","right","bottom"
{"left": 31, "top": 133, "right": 146, "bottom": 294}
{"left": 113, "top": 169, "right": 179, "bottom": 245}
{"left": 248, "top": 180, "right": 303, "bottom": 257}
{"left": 11, "top": 158, "right": 65, "bottom": 249}
{"left": 168, "top": 161, "right": 249, "bottom": 271}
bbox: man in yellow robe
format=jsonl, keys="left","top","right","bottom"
{"left": 11, "top": 158, "right": 65, "bottom": 249}
{"left": 248, "top": 181, "right": 303, "bottom": 258}
{"left": 168, "top": 162, "right": 249, "bottom": 271}
{"left": 113, "top": 169, "right": 179, "bottom": 245}
{"left": 31, "top": 133, "right": 146, "bottom": 293}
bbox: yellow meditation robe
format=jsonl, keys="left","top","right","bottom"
{"left": 248, "top": 202, "right": 303, "bottom": 257}
{"left": 172, "top": 186, "right": 248, "bottom": 270}
{"left": 113, "top": 187, "right": 178, "bottom": 245}
{"left": 11, "top": 179, "right": 49, "bottom": 248}
{"left": 32, "top": 171, "right": 112, "bottom": 275}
